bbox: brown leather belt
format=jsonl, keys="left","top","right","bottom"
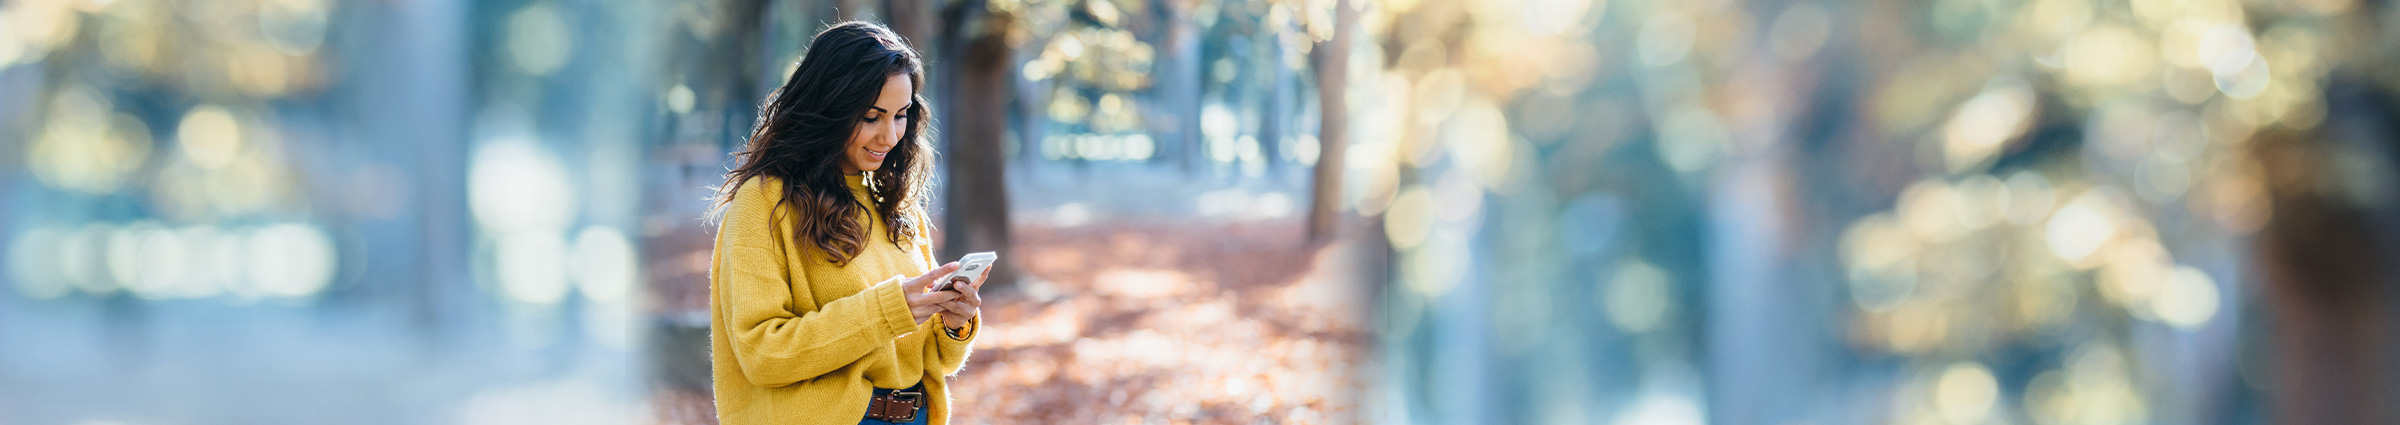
{"left": 864, "top": 386, "right": 923, "bottom": 422}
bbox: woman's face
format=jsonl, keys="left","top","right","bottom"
{"left": 842, "top": 73, "right": 915, "bottom": 175}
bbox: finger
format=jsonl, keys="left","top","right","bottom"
{"left": 916, "top": 265, "right": 960, "bottom": 289}
{"left": 940, "top": 301, "right": 971, "bottom": 312}
{"left": 969, "top": 277, "right": 989, "bottom": 294}
{"left": 945, "top": 306, "right": 975, "bottom": 320}
{"left": 955, "top": 281, "right": 981, "bottom": 304}
{"left": 913, "top": 290, "right": 959, "bottom": 307}
{"left": 913, "top": 263, "right": 962, "bottom": 287}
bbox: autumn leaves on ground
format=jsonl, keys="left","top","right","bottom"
{"left": 652, "top": 218, "right": 1380, "bottom": 424}
{"left": 950, "top": 219, "right": 1376, "bottom": 423}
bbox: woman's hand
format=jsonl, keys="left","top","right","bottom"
{"left": 935, "top": 263, "right": 992, "bottom": 329}
{"left": 902, "top": 263, "right": 964, "bottom": 325}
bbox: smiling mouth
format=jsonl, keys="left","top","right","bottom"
{"left": 865, "top": 147, "right": 889, "bottom": 160}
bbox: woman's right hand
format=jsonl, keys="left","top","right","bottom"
{"left": 902, "top": 263, "right": 963, "bottom": 325}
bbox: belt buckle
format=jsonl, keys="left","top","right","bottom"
{"left": 894, "top": 390, "right": 921, "bottom": 420}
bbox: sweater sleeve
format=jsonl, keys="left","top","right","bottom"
{"left": 715, "top": 182, "right": 922, "bottom": 387}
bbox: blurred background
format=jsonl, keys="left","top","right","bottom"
{"left": 5, "top": 0, "right": 2400, "bottom": 424}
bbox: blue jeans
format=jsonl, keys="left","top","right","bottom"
{"left": 860, "top": 385, "right": 929, "bottom": 425}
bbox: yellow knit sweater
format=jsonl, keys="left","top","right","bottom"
{"left": 709, "top": 174, "right": 978, "bottom": 425}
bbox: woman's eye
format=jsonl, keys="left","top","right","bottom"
{"left": 863, "top": 116, "right": 880, "bottom": 123}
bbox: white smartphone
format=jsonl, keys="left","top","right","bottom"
{"left": 935, "top": 252, "right": 997, "bottom": 292}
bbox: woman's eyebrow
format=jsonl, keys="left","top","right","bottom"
{"left": 867, "top": 102, "right": 917, "bottom": 114}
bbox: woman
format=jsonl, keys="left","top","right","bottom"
{"left": 707, "top": 21, "right": 988, "bottom": 425}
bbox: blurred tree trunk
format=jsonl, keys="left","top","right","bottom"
{"left": 1261, "top": 41, "right": 1290, "bottom": 176}
{"left": 2256, "top": 80, "right": 2400, "bottom": 425}
{"left": 882, "top": 0, "right": 931, "bottom": 50}
{"left": 1170, "top": 2, "right": 1205, "bottom": 174}
{"left": 647, "top": 0, "right": 781, "bottom": 417}
{"left": 726, "top": 0, "right": 773, "bottom": 141}
{"left": 1305, "top": 0, "right": 1353, "bottom": 242}
{"left": 937, "top": 0, "right": 1017, "bottom": 287}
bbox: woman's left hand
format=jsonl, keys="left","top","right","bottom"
{"left": 932, "top": 266, "right": 992, "bottom": 329}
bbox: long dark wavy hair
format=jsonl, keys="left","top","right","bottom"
{"left": 713, "top": 21, "right": 932, "bottom": 265}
